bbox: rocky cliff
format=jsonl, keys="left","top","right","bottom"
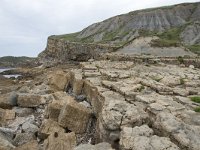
{"left": 39, "top": 2, "right": 200, "bottom": 62}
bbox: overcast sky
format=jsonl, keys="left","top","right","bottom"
{"left": 0, "top": 0, "right": 199, "bottom": 57}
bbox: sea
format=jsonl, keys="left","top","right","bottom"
{"left": 0, "top": 68, "right": 21, "bottom": 78}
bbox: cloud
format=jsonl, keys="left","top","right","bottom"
{"left": 0, "top": 0, "right": 199, "bottom": 57}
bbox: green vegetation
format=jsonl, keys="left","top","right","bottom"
{"left": 138, "top": 85, "right": 145, "bottom": 92}
{"left": 52, "top": 32, "right": 80, "bottom": 41}
{"left": 177, "top": 56, "right": 184, "bottom": 64}
{"left": 194, "top": 107, "right": 200, "bottom": 112}
{"left": 190, "top": 96, "right": 200, "bottom": 103}
{"left": 180, "top": 78, "right": 185, "bottom": 85}
{"left": 150, "top": 27, "right": 182, "bottom": 47}
{"left": 186, "top": 45, "right": 200, "bottom": 55}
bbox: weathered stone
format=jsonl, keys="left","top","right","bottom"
{"left": 120, "top": 125, "right": 180, "bottom": 150}
{"left": 0, "top": 92, "right": 18, "bottom": 109}
{"left": 39, "top": 119, "right": 65, "bottom": 140}
{"left": 43, "top": 132, "right": 76, "bottom": 150}
{"left": 160, "top": 76, "right": 181, "bottom": 87}
{"left": 13, "top": 107, "right": 34, "bottom": 117}
{"left": 0, "top": 108, "right": 15, "bottom": 123}
{"left": 22, "top": 122, "right": 38, "bottom": 133}
{"left": 75, "top": 142, "right": 114, "bottom": 150}
{"left": 58, "top": 100, "right": 92, "bottom": 134}
{"left": 46, "top": 92, "right": 74, "bottom": 121}
{"left": 14, "top": 132, "right": 36, "bottom": 146}
{"left": 0, "top": 132, "right": 15, "bottom": 150}
{"left": 48, "top": 70, "right": 70, "bottom": 91}
{"left": 17, "top": 94, "right": 45, "bottom": 108}
{"left": 71, "top": 69, "right": 84, "bottom": 95}
{"left": 14, "top": 140, "right": 39, "bottom": 150}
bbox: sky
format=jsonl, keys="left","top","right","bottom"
{"left": 0, "top": 0, "right": 199, "bottom": 57}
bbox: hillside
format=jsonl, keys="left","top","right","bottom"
{"left": 0, "top": 56, "right": 37, "bottom": 68}
{"left": 39, "top": 2, "right": 200, "bottom": 63}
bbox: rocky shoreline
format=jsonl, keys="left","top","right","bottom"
{"left": 0, "top": 57, "right": 200, "bottom": 150}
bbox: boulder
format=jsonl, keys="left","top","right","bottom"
{"left": 58, "top": 100, "right": 92, "bottom": 134}
{"left": 43, "top": 132, "right": 76, "bottom": 150}
{"left": 17, "top": 94, "right": 45, "bottom": 108}
{"left": 38, "top": 119, "right": 65, "bottom": 140}
{"left": 0, "top": 92, "right": 18, "bottom": 109}
{"left": 14, "top": 140, "right": 39, "bottom": 150}
{"left": 48, "top": 70, "right": 70, "bottom": 91}
{"left": 46, "top": 92, "right": 74, "bottom": 121}
{"left": 75, "top": 142, "right": 114, "bottom": 150}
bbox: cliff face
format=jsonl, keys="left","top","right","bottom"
{"left": 39, "top": 2, "right": 200, "bottom": 62}
{"left": 39, "top": 37, "right": 117, "bottom": 63}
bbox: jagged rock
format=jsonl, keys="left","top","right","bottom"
{"left": 17, "top": 94, "right": 45, "bottom": 108}
{"left": 13, "top": 132, "right": 36, "bottom": 146}
{"left": 14, "top": 140, "right": 39, "bottom": 150}
{"left": 75, "top": 142, "right": 114, "bottom": 150}
{"left": 0, "top": 132, "right": 15, "bottom": 150}
{"left": 120, "top": 125, "right": 180, "bottom": 150}
{"left": 38, "top": 119, "right": 65, "bottom": 140}
{"left": 0, "top": 92, "right": 18, "bottom": 109}
{"left": 58, "top": 100, "right": 92, "bottom": 134}
{"left": 43, "top": 132, "right": 76, "bottom": 150}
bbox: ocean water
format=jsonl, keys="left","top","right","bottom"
{"left": 0, "top": 68, "right": 21, "bottom": 78}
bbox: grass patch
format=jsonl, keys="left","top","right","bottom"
{"left": 194, "top": 107, "right": 200, "bottom": 112}
{"left": 190, "top": 96, "right": 200, "bottom": 103}
{"left": 177, "top": 56, "right": 184, "bottom": 64}
{"left": 149, "top": 27, "right": 183, "bottom": 47}
{"left": 186, "top": 45, "right": 200, "bottom": 55}
{"left": 180, "top": 78, "right": 185, "bottom": 85}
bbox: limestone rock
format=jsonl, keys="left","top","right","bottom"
{"left": 43, "top": 132, "right": 76, "bottom": 150}
{"left": 120, "top": 125, "right": 180, "bottom": 150}
{"left": 0, "top": 108, "right": 15, "bottom": 123}
{"left": 14, "top": 140, "right": 39, "bottom": 150}
{"left": 58, "top": 100, "right": 92, "bottom": 134}
{"left": 17, "top": 94, "right": 45, "bottom": 108}
{"left": 48, "top": 70, "right": 70, "bottom": 91}
{"left": 0, "top": 92, "right": 18, "bottom": 109}
{"left": 46, "top": 92, "right": 74, "bottom": 121}
{"left": 13, "top": 107, "right": 34, "bottom": 117}
{"left": 14, "top": 132, "right": 36, "bottom": 146}
{"left": 39, "top": 119, "right": 65, "bottom": 140}
{"left": 75, "top": 142, "right": 114, "bottom": 150}
{"left": 0, "top": 132, "right": 15, "bottom": 150}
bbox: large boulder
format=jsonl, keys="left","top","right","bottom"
{"left": 58, "top": 100, "right": 92, "bottom": 134}
{"left": 17, "top": 94, "right": 45, "bottom": 108}
{"left": 46, "top": 92, "right": 74, "bottom": 121}
{"left": 43, "top": 132, "right": 76, "bottom": 150}
{"left": 0, "top": 92, "right": 18, "bottom": 109}
{"left": 71, "top": 69, "right": 84, "bottom": 95}
{"left": 48, "top": 70, "right": 70, "bottom": 91}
